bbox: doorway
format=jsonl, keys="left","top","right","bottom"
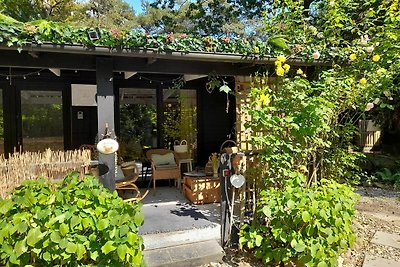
{"left": 19, "top": 90, "right": 64, "bottom": 152}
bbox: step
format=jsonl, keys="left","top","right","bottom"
{"left": 143, "top": 239, "right": 224, "bottom": 267}
{"left": 142, "top": 224, "right": 220, "bottom": 250}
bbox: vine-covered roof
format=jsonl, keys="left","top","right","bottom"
{"left": 0, "top": 14, "right": 322, "bottom": 64}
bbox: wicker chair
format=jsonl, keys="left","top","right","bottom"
{"left": 146, "top": 149, "right": 181, "bottom": 191}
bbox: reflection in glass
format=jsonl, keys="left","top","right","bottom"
{"left": 119, "top": 88, "right": 157, "bottom": 161}
{"left": 163, "top": 89, "right": 197, "bottom": 159}
{"left": 0, "top": 90, "right": 3, "bottom": 154}
{"left": 21, "top": 91, "right": 63, "bottom": 152}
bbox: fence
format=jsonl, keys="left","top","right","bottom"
{"left": 0, "top": 149, "right": 91, "bottom": 199}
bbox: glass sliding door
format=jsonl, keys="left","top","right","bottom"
{"left": 164, "top": 89, "right": 197, "bottom": 159}
{"left": 0, "top": 89, "right": 3, "bottom": 155}
{"left": 20, "top": 90, "right": 63, "bottom": 152}
{"left": 119, "top": 88, "right": 157, "bottom": 161}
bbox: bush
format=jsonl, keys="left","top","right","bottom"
{"left": 239, "top": 172, "right": 358, "bottom": 267}
{"left": 0, "top": 172, "right": 145, "bottom": 266}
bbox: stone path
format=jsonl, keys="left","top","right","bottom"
{"left": 363, "top": 231, "right": 400, "bottom": 267}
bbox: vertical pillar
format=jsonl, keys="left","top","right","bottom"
{"left": 156, "top": 85, "right": 164, "bottom": 148}
{"left": 96, "top": 57, "right": 115, "bottom": 191}
{"left": 3, "top": 84, "right": 20, "bottom": 156}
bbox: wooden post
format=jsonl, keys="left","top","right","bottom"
{"left": 156, "top": 85, "right": 164, "bottom": 148}
{"left": 96, "top": 57, "right": 116, "bottom": 191}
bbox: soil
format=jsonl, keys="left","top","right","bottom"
{"left": 201, "top": 185, "right": 400, "bottom": 267}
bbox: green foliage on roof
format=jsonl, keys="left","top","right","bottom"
{"left": 0, "top": 13, "right": 319, "bottom": 61}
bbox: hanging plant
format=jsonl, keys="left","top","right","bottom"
{"left": 205, "top": 71, "right": 232, "bottom": 113}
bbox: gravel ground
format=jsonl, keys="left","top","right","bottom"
{"left": 200, "top": 186, "right": 400, "bottom": 267}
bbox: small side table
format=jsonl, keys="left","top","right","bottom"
{"left": 179, "top": 158, "right": 193, "bottom": 172}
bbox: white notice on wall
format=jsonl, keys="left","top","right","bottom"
{"left": 71, "top": 84, "right": 97, "bottom": 106}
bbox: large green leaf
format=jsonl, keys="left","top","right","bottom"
{"left": 101, "top": 241, "right": 116, "bottom": 255}
{"left": 97, "top": 219, "right": 109, "bottom": 230}
{"left": 59, "top": 223, "right": 69, "bottom": 236}
{"left": 50, "top": 231, "right": 61, "bottom": 243}
{"left": 117, "top": 244, "right": 128, "bottom": 261}
{"left": 15, "top": 239, "right": 28, "bottom": 257}
{"left": 26, "top": 228, "right": 43, "bottom": 247}
{"left": 267, "top": 36, "right": 289, "bottom": 51}
{"left": 76, "top": 244, "right": 86, "bottom": 260}
{"left": 302, "top": 211, "right": 312, "bottom": 222}
{"left": 66, "top": 242, "right": 77, "bottom": 254}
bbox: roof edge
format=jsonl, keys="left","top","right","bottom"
{"left": 0, "top": 43, "right": 331, "bottom": 67}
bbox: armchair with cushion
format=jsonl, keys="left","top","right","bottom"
{"left": 146, "top": 149, "right": 181, "bottom": 191}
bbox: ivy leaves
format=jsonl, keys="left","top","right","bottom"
{"left": 0, "top": 173, "right": 145, "bottom": 266}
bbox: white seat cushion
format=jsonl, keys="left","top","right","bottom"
{"left": 152, "top": 153, "right": 176, "bottom": 166}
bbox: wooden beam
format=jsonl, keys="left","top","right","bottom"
{"left": 156, "top": 85, "right": 164, "bottom": 148}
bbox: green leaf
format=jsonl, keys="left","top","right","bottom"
{"left": 43, "top": 251, "right": 51, "bottom": 261}
{"left": 50, "top": 231, "right": 61, "bottom": 243}
{"left": 119, "top": 225, "right": 129, "bottom": 237}
{"left": 60, "top": 223, "right": 69, "bottom": 236}
{"left": 66, "top": 242, "right": 77, "bottom": 254}
{"left": 70, "top": 215, "right": 81, "bottom": 229}
{"left": 302, "top": 211, "right": 312, "bottom": 222}
{"left": 59, "top": 238, "right": 68, "bottom": 249}
{"left": 17, "top": 222, "right": 28, "bottom": 234}
{"left": 0, "top": 199, "right": 13, "bottom": 214}
{"left": 9, "top": 252, "right": 20, "bottom": 265}
{"left": 97, "top": 219, "right": 109, "bottom": 230}
{"left": 76, "top": 244, "right": 86, "bottom": 260}
{"left": 287, "top": 199, "right": 295, "bottom": 209}
{"left": 262, "top": 206, "right": 272, "bottom": 217}
{"left": 317, "top": 261, "right": 328, "bottom": 267}
{"left": 255, "top": 235, "right": 263, "bottom": 247}
{"left": 26, "top": 228, "right": 43, "bottom": 247}
{"left": 127, "top": 232, "right": 138, "bottom": 245}
{"left": 117, "top": 244, "right": 128, "bottom": 261}
{"left": 268, "top": 37, "right": 289, "bottom": 51}
{"left": 327, "top": 235, "right": 335, "bottom": 244}
{"left": 101, "top": 241, "right": 116, "bottom": 254}
{"left": 15, "top": 239, "right": 28, "bottom": 257}
{"left": 90, "top": 250, "right": 99, "bottom": 261}
{"left": 294, "top": 241, "right": 306, "bottom": 252}
{"left": 134, "top": 212, "right": 144, "bottom": 226}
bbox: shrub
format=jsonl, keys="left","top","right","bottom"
{"left": 239, "top": 172, "right": 358, "bottom": 267}
{"left": 0, "top": 172, "right": 145, "bottom": 266}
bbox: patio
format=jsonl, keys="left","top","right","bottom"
{"left": 139, "top": 186, "right": 223, "bottom": 267}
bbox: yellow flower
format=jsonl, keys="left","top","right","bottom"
{"left": 297, "top": 69, "right": 304, "bottom": 75}
{"left": 283, "top": 64, "right": 290, "bottom": 72}
{"left": 259, "top": 93, "right": 270, "bottom": 106}
{"left": 275, "top": 60, "right": 282, "bottom": 67}
{"left": 253, "top": 46, "right": 260, "bottom": 54}
{"left": 276, "top": 67, "right": 285, "bottom": 77}
{"left": 349, "top": 53, "right": 357, "bottom": 61}
{"left": 277, "top": 55, "right": 286, "bottom": 63}
{"left": 377, "top": 68, "right": 387, "bottom": 76}
{"left": 372, "top": 54, "right": 380, "bottom": 62}
{"left": 359, "top": 78, "right": 367, "bottom": 85}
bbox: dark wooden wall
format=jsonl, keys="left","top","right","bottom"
{"left": 196, "top": 82, "right": 236, "bottom": 166}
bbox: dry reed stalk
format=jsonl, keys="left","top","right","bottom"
{"left": 0, "top": 149, "right": 91, "bottom": 199}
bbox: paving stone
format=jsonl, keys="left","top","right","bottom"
{"left": 371, "top": 231, "right": 400, "bottom": 250}
{"left": 363, "top": 253, "right": 400, "bottom": 267}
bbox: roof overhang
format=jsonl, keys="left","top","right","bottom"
{"left": 0, "top": 43, "right": 331, "bottom": 76}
